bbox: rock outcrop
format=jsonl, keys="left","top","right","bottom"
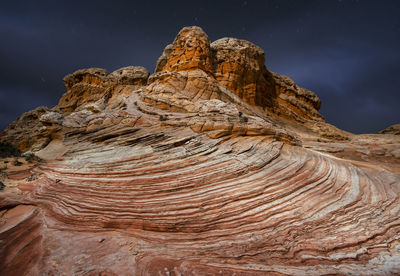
{"left": 58, "top": 66, "right": 149, "bottom": 112}
{"left": 272, "top": 72, "right": 324, "bottom": 122}
{"left": 211, "top": 37, "right": 276, "bottom": 108}
{"left": 155, "top": 26, "right": 322, "bottom": 122}
{"left": 0, "top": 106, "right": 52, "bottom": 152}
{"left": 378, "top": 123, "right": 400, "bottom": 135}
{"left": 0, "top": 26, "right": 399, "bottom": 275}
{"left": 156, "top": 26, "right": 213, "bottom": 74}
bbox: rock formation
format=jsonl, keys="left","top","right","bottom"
{"left": 379, "top": 124, "right": 400, "bottom": 135}
{"left": 58, "top": 66, "right": 149, "bottom": 112}
{"left": 0, "top": 26, "right": 399, "bottom": 275}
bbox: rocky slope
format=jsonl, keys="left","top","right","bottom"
{"left": 379, "top": 124, "right": 400, "bottom": 135}
{"left": 0, "top": 26, "right": 399, "bottom": 275}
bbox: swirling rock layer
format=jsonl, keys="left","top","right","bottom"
{"left": 1, "top": 26, "right": 399, "bottom": 275}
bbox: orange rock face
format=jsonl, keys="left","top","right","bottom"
{"left": 1, "top": 26, "right": 399, "bottom": 275}
{"left": 0, "top": 106, "right": 52, "bottom": 152}
{"left": 272, "top": 72, "right": 324, "bottom": 122}
{"left": 58, "top": 68, "right": 110, "bottom": 112}
{"left": 154, "top": 26, "right": 323, "bottom": 123}
{"left": 58, "top": 66, "right": 149, "bottom": 112}
{"left": 156, "top": 26, "right": 213, "bottom": 74}
{"left": 211, "top": 37, "right": 277, "bottom": 108}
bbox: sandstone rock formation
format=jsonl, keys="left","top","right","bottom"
{"left": 58, "top": 66, "right": 149, "bottom": 112}
{"left": 378, "top": 123, "right": 400, "bottom": 135}
{"left": 211, "top": 37, "right": 276, "bottom": 108}
{"left": 0, "top": 106, "right": 52, "bottom": 152}
{"left": 0, "top": 26, "right": 399, "bottom": 275}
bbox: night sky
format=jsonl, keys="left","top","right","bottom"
{"left": 1, "top": 0, "right": 399, "bottom": 134}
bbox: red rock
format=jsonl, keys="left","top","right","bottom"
{"left": 0, "top": 26, "right": 399, "bottom": 275}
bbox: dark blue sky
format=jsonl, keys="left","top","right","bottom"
{"left": 1, "top": 0, "right": 399, "bottom": 134}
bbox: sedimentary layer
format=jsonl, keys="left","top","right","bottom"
{"left": 0, "top": 26, "right": 399, "bottom": 275}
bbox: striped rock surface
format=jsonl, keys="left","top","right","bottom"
{"left": 1, "top": 26, "right": 400, "bottom": 275}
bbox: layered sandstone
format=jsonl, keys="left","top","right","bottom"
{"left": 211, "top": 37, "right": 276, "bottom": 108}
{"left": 272, "top": 72, "right": 324, "bottom": 122}
{"left": 0, "top": 26, "right": 399, "bottom": 275}
{"left": 0, "top": 106, "right": 52, "bottom": 152}
{"left": 156, "top": 26, "right": 213, "bottom": 74}
{"left": 155, "top": 26, "right": 323, "bottom": 122}
{"left": 379, "top": 123, "right": 400, "bottom": 135}
{"left": 58, "top": 66, "right": 149, "bottom": 112}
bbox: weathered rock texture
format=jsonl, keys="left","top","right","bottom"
{"left": 0, "top": 106, "right": 52, "bottom": 152}
{"left": 1, "top": 26, "right": 399, "bottom": 275}
{"left": 58, "top": 66, "right": 149, "bottom": 112}
{"left": 272, "top": 72, "right": 324, "bottom": 122}
{"left": 211, "top": 37, "right": 276, "bottom": 108}
{"left": 379, "top": 124, "right": 400, "bottom": 135}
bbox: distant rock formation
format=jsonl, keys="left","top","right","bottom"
{"left": 0, "top": 106, "right": 51, "bottom": 152}
{"left": 378, "top": 123, "right": 400, "bottom": 135}
{"left": 0, "top": 26, "right": 399, "bottom": 275}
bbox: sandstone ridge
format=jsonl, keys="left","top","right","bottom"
{"left": 154, "top": 26, "right": 322, "bottom": 123}
{"left": 0, "top": 26, "right": 399, "bottom": 275}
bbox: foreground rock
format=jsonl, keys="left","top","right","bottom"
{"left": 0, "top": 26, "right": 399, "bottom": 275}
